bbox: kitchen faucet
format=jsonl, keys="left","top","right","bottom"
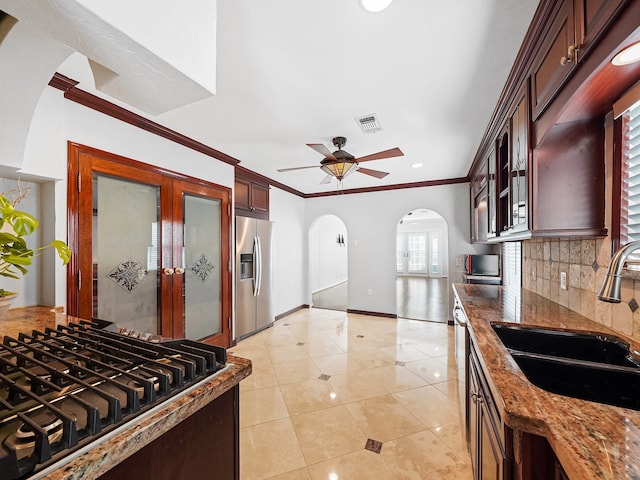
{"left": 597, "top": 240, "right": 640, "bottom": 302}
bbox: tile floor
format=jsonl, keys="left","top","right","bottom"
{"left": 229, "top": 308, "right": 472, "bottom": 480}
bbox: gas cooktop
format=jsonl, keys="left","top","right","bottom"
{"left": 0, "top": 320, "right": 227, "bottom": 480}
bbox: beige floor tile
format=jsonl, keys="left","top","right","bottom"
{"left": 431, "top": 423, "right": 470, "bottom": 462}
{"left": 405, "top": 356, "right": 459, "bottom": 384}
{"left": 394, "top": 385, "right": 462, "bottom": 429}
{"left": 240, "top": 364, "right": 279, "bottom": 392}
{"left": 262, "top": 327, "right": 300, "bottom": 347}
{"left": 239, "top": 308, "right": 468, "bottom": 479}
{"left": 311, "top": 353, "right": 362, "bottom": 376}
{"left": 304, "top": 338, "right": 346, "bottom": 357}
{"left": 240, "top": 418, "right": 306, "bottom": 480}
{"left": 267, "top": 344, "right": 311, "bottom": 364}
{"left": 273, "top": 357, "right": 321, "bottom": 385}
{"left": 240, "top": 385, "right": 289, "bottom": 427}
{"left": 265, "top": 467, "right": 311, "bottom": 480}
{"left": 308, "top": 450, "right": 397, "bottom": 480}
{"left": 381, "top": 429, "right": 468, "bottom": 479}
{"left": 291, "top": 405, "right": 368, "bottom": 465}
{"left": 434, "top": 379, "right": 463, "bottom": 400}
{"left": 345, "top": 393, "right": 426, "bottom": 443}
{"left": 230, "top": 347, "right": 271, "bottom": 365}
{"left": 280, "top": 378, "right": 342, "bottom": 416}
{"left": 327, "top": 369, "right": 389, "bottom": 403}
{"left": 378, "top": 343, "right": 430, "bottom": 362}
{"left": 409, "top": 338, "right": 453, "bottom": 358}
{"left": 344, "top": 345, "right": 397, "bottom": 369}
{"left": 368, "top": 364, "right": 428, "bottom": 393}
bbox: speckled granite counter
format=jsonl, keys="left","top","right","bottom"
{"left": 0, "top": 307, "right": 252, "bottom": 480}
{"left": 453, "top": 284, "right": 640, "bottom": 480}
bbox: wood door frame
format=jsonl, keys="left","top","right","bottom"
{"left": 67, "top": 142, "right": 233, "bottom": 347}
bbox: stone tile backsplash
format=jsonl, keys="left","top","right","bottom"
{"left": 522, "top": 237, "right": 640, "bottom": 342}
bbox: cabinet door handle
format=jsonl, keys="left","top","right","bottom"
{"left": 560, "top": 44, "right": 580, "bottom": 65}
{"left": 174, "top": 267, "right": 185, "bottom": 275}
{"left": 163, "top": 267, "right": 175, "bottom": 275}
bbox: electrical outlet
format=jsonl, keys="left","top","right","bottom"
{"left": 560, "top": 271, "right": 567, "bottom": 290}
{"left": 367, "top": 289, "right": 372, "bottom": 296}
{"left": 455, "top": 257, "right": 463, "bottom": 267}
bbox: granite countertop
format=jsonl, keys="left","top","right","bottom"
{"left": 452, "top": 284, "right": 640, "bottom": 480}
{"left": 0, "top": 307, "right": 252, "bottom": 480}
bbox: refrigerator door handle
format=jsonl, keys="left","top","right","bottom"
{"left": 253, "top": 236, "right": 262, "bottom": 297}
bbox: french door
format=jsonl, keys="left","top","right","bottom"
{"left": 67, "top": 143, "right": 232, "bottom": 347}
{"left": 396, "top": 231, "right": 442, "bottom": 276}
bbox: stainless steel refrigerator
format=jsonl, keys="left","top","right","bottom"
{"left": 235, "top": 216, "right": 274, "bottom": 339}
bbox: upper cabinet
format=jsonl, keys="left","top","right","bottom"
{"left": 235, "top": 172, "right": 269, "bottom": 219}
{"left": 469, "top": 0, "right": 637, "bottom": 243}
{"left": 531, "top": 0, "right": 628, "bottom": 119}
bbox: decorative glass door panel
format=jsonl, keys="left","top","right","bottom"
{"left": 93, "top": 174, "right": 161, "bottom": 334}
{"left": 179, "top": 191, "right": 222, "bottom": 341}
{"left": 68, "top": 143, "right": 232, "bottom": 347}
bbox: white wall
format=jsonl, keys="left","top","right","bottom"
{"left": 269, "top": 187, "right": 307, "bottom": 317}
{"left": 309, "top": 215, "right": 348, "bottom": 293}
{"left": 305, "top": 184, "right": 486, "bottom": 318}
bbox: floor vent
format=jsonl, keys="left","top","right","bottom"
{"left": 356, "top": 114, "right": 382, "bottom": 134}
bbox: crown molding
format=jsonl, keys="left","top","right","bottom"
{"left": 49, "top": 72, "right": 240, "bottom": 166}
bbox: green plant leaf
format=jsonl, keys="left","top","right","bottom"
{"left": 50, "top": 240, "right": 72, "bottom": 265}
{"left": 10, "top": 211, "right": 38, "bottom": 236}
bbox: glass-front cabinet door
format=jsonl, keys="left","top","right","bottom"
{"left": 68, "top": 144, "right": 232, "bottom": 347}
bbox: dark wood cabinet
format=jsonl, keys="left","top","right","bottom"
{"left": 471, "top": 158, "right": 489, "bottom": 243}
{"left": 531, "top": 0, "right": 577, "bottom": 120}
{"left": 235, "top": 174, "right": 269, "bottom": 219}
{"left": 468, "top": 344, "right": 510, "bottom": 480}
{"left": 98, "top": 386, "right": 240, "bottom": 480}
{"left": 531, "top": 0, "right": 629, "bottom": 120}
{"left": 493, "top": 82, "right": 531, "bottom": 239}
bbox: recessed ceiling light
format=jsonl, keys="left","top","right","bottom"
{"left": 612, "top": 42, "right": 640, "bottom": 66}
{"left": 359, "top": 0, "right": 394, "bottom": 13}
{"left": 411, "top": 163, "right": 423, "bottom": 168}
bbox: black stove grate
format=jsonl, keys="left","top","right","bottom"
{"left": 0, "top": 320, "right": 227, "bottom": 480}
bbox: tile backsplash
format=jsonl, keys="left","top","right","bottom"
{"left": 522, "top": 237, "right": 640, "bottom": 342}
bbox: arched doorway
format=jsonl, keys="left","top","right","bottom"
{"left": 396, "top": 208, "right": 449, "bottom": 322}
{"left": 309, "top": 215, "right": 348, "bottom": 311}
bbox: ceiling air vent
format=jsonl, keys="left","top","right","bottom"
{"left": 356, "top": 114, "right": 382, "bottom": 134}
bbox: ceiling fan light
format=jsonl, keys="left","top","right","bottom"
{"left": 321, "top": 161, "right": 358, "bottom": 181}
{"left": 359, "top": 0, "right": 394, "bottom": 13}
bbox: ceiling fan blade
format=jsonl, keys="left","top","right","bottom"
{"left": 307, "top": 143, "right": 337, "bottom": 160}
{"left": 277, "top": 165, "right": 320, "bottom": 172}
{"left": 320, "top": 174, "right": 333, "bottom": 184}
{"left": 356, "top": 147, "right": 404, "bottom": 163}
{"left": 357, "top": 167, "right": 389, "bottom": 179}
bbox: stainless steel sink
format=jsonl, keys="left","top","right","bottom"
{"left": 491, "top": 324, "right": 640, "bottom": 410}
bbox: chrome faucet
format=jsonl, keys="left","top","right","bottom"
{"left": 598, "top": 240, "right": 640, "bottom": 303}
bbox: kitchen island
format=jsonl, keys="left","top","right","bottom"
{"left": 453, "top": 283, "right": 640, "bottom": 480}
{"left": 0, "top": 307, "right": 251, "bottom": 480}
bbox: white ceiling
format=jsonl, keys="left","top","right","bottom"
{"left": 66, "top": 0, "right": 540, "bottom": 194}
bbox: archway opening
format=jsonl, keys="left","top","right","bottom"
{"left": 309, "top": 215, "right": 348, "bottom": 311}
{"left": 396, "top": 208, "right": 449, "bottom": 322}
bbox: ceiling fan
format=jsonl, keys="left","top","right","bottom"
{"left": 277, "top": 136, "right": 404, "bottom": 184}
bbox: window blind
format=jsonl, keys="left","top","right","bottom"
{"left": 621, "top": 99, "right": 640, "bottom": 245}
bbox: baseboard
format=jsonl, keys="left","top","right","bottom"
{"left": 275, "top": 304, "right": 309, "bottom": 321}
{"left": 346, "top": 309, "right": 397, "bottom": 319}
